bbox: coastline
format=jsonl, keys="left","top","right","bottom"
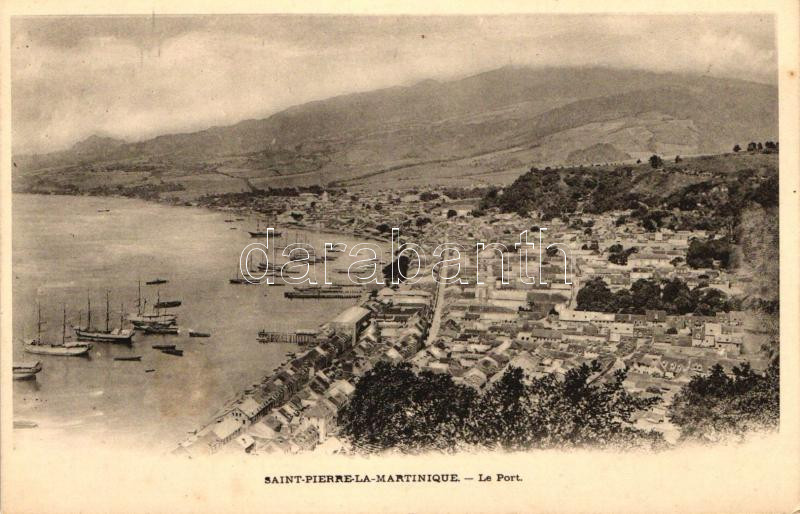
{"left": 11, "top": 192, "right": 367, "bottom": 453}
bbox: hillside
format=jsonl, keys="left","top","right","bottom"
{"left": 13, "top": 66, "right": 777, "bottom": 197}
{"left": 478, "top": 151, "right": 778, "bottom": 222}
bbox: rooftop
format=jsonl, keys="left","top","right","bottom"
{"left": 331, "top": 306, "right": 371, "bottom": 325}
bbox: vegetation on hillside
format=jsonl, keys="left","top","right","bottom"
{"left": 338, "top": 362, "right": 664, "bottom": 453}
{"left": 479, "top": 153, "right": 778, "bottom": 237}
{"left": 576, "top": 277, "right": 737, "bottom": 315}
{"left": 668, "top": 359, "right": 779, "bottom": 442}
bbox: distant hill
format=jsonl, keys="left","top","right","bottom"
{"left": 566, "top": 143, "right": 631, "bottom": 165}
{"left": 13, "top": 66, "right": 777, "bottom": 196}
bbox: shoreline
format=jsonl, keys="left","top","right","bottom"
{"left": 12, "top": 192, "right": 369, "bottom": 454}
{"left": 13, "top": 190, "right": 391, "bottom": 245}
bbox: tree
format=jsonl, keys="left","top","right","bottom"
{"left": 649, "top": 155, "right": 663, "bottom": 169}
{"left": 576, "top": 277, "right": 617, "bottom": 312}
{"left": 337, "top": 362, "right": 476, "bottom": 453}
{"left": 447, "top": 209, "right": 457, "bottom": 219}
{"left": 339, "top": 363, "right": 664, "bottom": 453}
{"left": 686, "top": 238, "right": 732, "bottom": 269}
{"left": 733, "top": 144, "right": 741, "bottom": 153}
{"left": 675, "top": 155, "right": 682, "bottom": 163}
{"left": 667, "top": 360, "right": 779, "bottom": 443}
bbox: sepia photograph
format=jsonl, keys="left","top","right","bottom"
{"left": 1, "top": 2, "right": 798, "bottom": 512}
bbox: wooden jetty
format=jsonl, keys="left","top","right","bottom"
{"left": 257, "top": 329, "right": 318, "bottom": 344}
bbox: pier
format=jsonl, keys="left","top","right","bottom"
{"left": 257, "top": 329, "right": 318, "bottom": 344}
{"left": 284, "top": 288, "right": 364, "bottom": 299}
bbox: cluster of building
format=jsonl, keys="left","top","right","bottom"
{"left": 181, "top": 187, "right": 767, "bottom": 453}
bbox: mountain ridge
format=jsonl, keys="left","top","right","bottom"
{"left": 13, "top": 66, "right": 777, "bottom": 194}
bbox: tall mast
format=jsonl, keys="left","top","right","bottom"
{"left": 120, "top": 303, "right": 124, "bottom": 329}
{"left": 37, "top": 302, "right": 42, "bottom": 341}
{"left": 62, "top": 305, "right": 66, "bottom": 344}
{"left": 105, "top": 290, "right": 110, "bottom": 332}
{"left": 137, "top": 280, "right": 142, "bottom": 315}
{"left": 87, "top": 293, "right": 92, "bottom": 330}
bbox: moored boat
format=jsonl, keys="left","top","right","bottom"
{"left": 152, "top": 344, "right": 176, "bottom": 350}
{"left": 128, "top": 281, "right": 178, "bottom": 328}
{"left": 24, "top": 304, "right": 92, "bottom": 357}
{"left": 114, "top": 356, "right": 142, "bottom": 361}
{"left": 188, "top": 330, "right": 211, "bottom": 338}
{"left": 13, "top": 361, "right": 42, "bottom": 380}
{"left": 161, "top": 348, "right": 184, "bottom": 356}
{"left": 154, "top": 300, "right": 182, "bottom": 309}
{"left": 146, "top": 278, "right": 168, "bottom": 285}
{"left": 248, "top": 219, "right": 281, "bottom": 238}
{"left": 143, "top": 325, "right": 179, "bottom": 335}
{"left": 74, "top": 291, "right": 135, "bottom": 343}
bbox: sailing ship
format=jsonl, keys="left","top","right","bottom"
{"left": 74, "top": 291, "right": 135, "bottom": 343}
{"left": 248, "top": 219, "right": 282, "bottom": 238}
{"left": 127, "top": 281, "right": 177, "bottom": 328}
{"left": 13, "top": 361, "right": 42, "bottom": 380}
{"left": 230, "top": 253, "right": 263, "bottom": 284}
{"left": 24, "top": 304, "right": 92, "bottom": 356}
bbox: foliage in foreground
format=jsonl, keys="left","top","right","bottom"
{"left": 337, "top": 362, "right": 664, "bottom": 453}
{"left": 667, "top": 360, "right": 779, "bottom": 443}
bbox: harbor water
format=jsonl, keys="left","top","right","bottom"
{"left": 11, "top": 193, "right": 363, "bottom": 453}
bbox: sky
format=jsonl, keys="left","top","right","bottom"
{"left": 11, "top": 14, "right": 776, "bottom": 154}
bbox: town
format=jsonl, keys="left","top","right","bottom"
{"left": 176, "top": 152, "right": 775, "bottom": 455}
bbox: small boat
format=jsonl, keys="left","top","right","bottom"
{"left": 235, "top": 218, "right": 244, "bottom": 221}
{"left": 188, "top": 330, "right": 211, "bottom": 338}
{"left": 145, "top": 369, "right": 156, "bottom": 373}
{"left": 154, "top": 300, "right": 182, "bottom": 309}
{"left": 143, "top": 325, "right": 179, "bottom": 335}
{"left": 13, "top": 361, "right": 42, "bottom": 380}
{"left": 161, "top": 348, "right": 184, "bottom": 356}
{"left": 97, "top": 208, "right": 111, "bottom": 213}
{"left": 13, "top": 420, "right": 38, "bottom": 429}
{"left": 152, "top": 344, "right": 176, "bottom": 350}
{"left": 114, "top": 356, "right": 142, "bottom": 361}
{"left": 146, "top": 278, "right": 168, "bottom": 285}
{"left": 129, "top": 315, "right": 177, "bottom": 328}
{"left": 224, "top": 219, "right": 235, "bottom": 223}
